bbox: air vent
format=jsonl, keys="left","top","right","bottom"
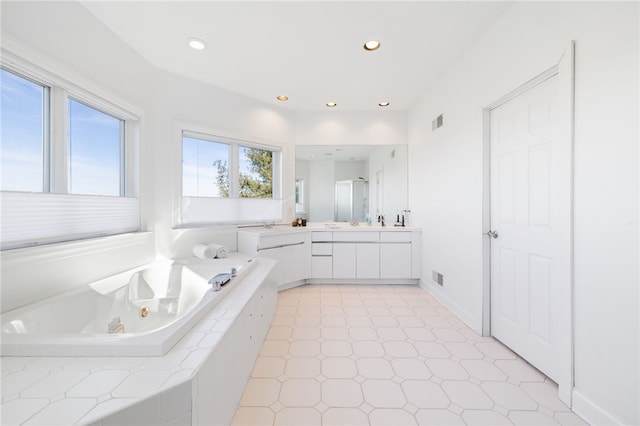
{"left": 432, "top": 270, "right": 444, "bottom": 286}
{"left": 432, "top": 114, "right": 444, "bottom": 131}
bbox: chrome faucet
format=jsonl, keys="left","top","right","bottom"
{"left": 208, "top": 272, "right": 232, "bottom": 291}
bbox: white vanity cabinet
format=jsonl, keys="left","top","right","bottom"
{"left": 245, "top": 227, "right": 421, "bottom": 288}
{"left": 311, "top": 229, "right": 418, "bottom": 282}
{"left": 331, "top": 232, "right": 380, "bottom": 279}
{"left": 238, "top": 229, "right": 310, "bottom": 289}
{"left": 379, "top": 232, "right": 412, "bottom": 278}
{"left": 311, "top": 232, "right": 333, "bottom": 279}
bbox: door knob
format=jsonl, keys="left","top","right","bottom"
{"left": 486, "top": 230, "right": 499, "bottom": 239}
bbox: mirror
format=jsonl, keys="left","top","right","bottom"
{"left": 295, "top": 145, "right": 408, "bottom": 223}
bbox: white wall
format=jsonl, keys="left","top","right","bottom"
{"left": 407, "top": 2, "right": 638, "bottom": 424}
{"left": 0, "top": 1, "right": 296, "bottom": 309}
{"left": 296, "top": 110, "right": 407, "bottom": 146}
{"left": 335, "top": 160, "right": 366, "bottom": 182}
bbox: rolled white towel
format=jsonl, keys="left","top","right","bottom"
{"left": 193, "top": 243, "right": 217, "bottom": 259}
{"left": 208, "top": 243, "right": 229, "bottom": 259}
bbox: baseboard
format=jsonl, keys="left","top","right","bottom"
{"left": 277, "top": 280, "right": 308, "bottom": 292}
{"left": 417, "top": 279, "right": 481, "bottom": 334}
{"left": 572, "top": 389, "right": 625, "bottom": 426}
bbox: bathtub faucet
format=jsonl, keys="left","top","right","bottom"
{"left": 208, "top": 272, "right": 232, "bottom": 292}
{"left": 108, "top": 317, "right": 125, "bottom": 334}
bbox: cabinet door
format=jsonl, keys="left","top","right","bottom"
{"left": 312, "top": 256, "right": 333, "bottom": 279}
{"left": 356, "top": 243, "right": 380, "bottom": 279}
{"left": 380, "top": 243, "right": 412, "bottom": 278}
{"left": 282, "top": 243, "right": 311, "bottom": 283}
{"left": 332, "top": 243, "right": 356, "bottom": 279}
{"left": 258, "top": 238, "right": 310, "bottom": 286}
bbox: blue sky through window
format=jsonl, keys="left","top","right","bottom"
{"left": 183, "top": 137, "right": 229, "bottom": 197}
{"left": 68, "top": 99, "right": 122, "bottom": 196}
{"left": 0, "top": 68, "right": 45, "bottom": 192}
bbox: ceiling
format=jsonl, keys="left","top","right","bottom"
{"left": 79, "top": 1, "right": 512, "bottom": 112}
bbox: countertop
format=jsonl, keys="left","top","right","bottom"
{"left": 238, "top": 223, "right": 420, "bottom": 234}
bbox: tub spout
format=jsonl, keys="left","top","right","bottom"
{"left": 108, "top": 317, "right": 125, "bottom": 334}
{"left": 208, "top": 272, "right": 231, "bottom": 292}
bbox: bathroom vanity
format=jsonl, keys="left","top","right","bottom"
{"left": 238, "top": 225, "right": 421, "bottom": 290}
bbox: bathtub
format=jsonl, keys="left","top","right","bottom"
{"left": 0, "top": 254, "right": 257, "bottom": 357}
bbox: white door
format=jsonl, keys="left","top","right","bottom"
{"left": 489, "top": 73, "right": 571, "bottom": 382}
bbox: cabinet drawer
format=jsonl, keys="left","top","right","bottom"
{"left": 260, "top": 232, "right": 306, "bottom": 249}
{"left": 312, "top": 243, "right": 332, "bottom": 256}
{"left": 333, "top": 231, "right": 379, "bottom": 242}
{"left": 311, "top": 231, "right": 333, "bottom": 242}
{"left": 380, "top": 232, "right": 411, "bottom": 243}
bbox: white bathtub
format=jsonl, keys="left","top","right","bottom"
{"left": 0, "top": 254, "right": 257, "bottom": 357}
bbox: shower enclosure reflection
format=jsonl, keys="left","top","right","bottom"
{"left": 335, "top": 179, "right": 369, "bottom": 222}
{"left": 295, "top": 145, "right": 407, "bottom": 223}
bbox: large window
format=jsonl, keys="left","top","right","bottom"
{"left": 180, "top": 131, "right": 281, "bottom": 225}
{"left": 0, "top": 62, "right": 139, "bottom": 250}
{"left": 182, "top": 137, "right": 229, "bottom": 197}
{"left": 0, "top": 68, "right": 47, "bottom": 192}
{"left": 68, "top": 99, "right": 124, "bottom": 196}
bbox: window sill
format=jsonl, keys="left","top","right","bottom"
{"left": 0, "top": 232, "right": 154, "bottom": 269}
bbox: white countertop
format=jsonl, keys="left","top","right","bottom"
{"left": 238, "top": 223, "right": 420, "bottom": 234}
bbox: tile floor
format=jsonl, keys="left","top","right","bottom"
{"left": 232, "top": 284, "right": 587, "bottom": 426}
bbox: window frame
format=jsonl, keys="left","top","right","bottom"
{"left": 178, "top": 127, "right": 283, "bottom": 226}
{"left": 0, "top": 52, "right": 141, "bottom": 250}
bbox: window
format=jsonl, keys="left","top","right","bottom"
{"left": 182, "top": 137, "right": 229, "bottom": 197}
{"left": 239, "top": 146, "right": 273, "bottom": 199}
{"left": 180, "top": 131, "right": 281, "bottom": 225}
{"left": 0, "top": 68, "right": 48, "bottom": 192}
{"left": 0, "top": 59, "right": 140, "bottom": 250}
{"left": 68, "top": 99, "right": 123, "bottom": 196}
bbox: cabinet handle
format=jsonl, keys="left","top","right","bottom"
{"left": 257, "top": 241, "right": 305, "bottom": 251}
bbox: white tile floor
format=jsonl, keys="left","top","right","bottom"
{"left": 232, "top": 284, "right": 587, "bottom": 426}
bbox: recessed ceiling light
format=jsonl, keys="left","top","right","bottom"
{"left": 379, "top": 102, "right": 390, "bottom": 107}
{"left": 277, "top": 95, "right": 289, "bottom": 101}
{"left": 187, "top": 38, "right": 207, "bottom": 50}
{"left": 364, "top": 40, "right": 381, "bottom": 51}
{"left": 326, "top": 102, "right": 337, "bottom": 107}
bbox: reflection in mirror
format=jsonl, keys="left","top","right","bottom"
{"left": 295, "top": 178, "right": 304, "bottom": 214}
{"left": 295, "top": 145, "right": 408, "bottom": 223}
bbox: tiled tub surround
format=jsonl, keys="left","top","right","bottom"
{"left": 0, "top": 257, "right": 278, "bottom": 425}
{"left": 233, "top": 284, "right": 587, "bottom": 426}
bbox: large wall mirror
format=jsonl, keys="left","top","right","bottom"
{"left": 295, "top": 145, "right": 408, "bottom": 223}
